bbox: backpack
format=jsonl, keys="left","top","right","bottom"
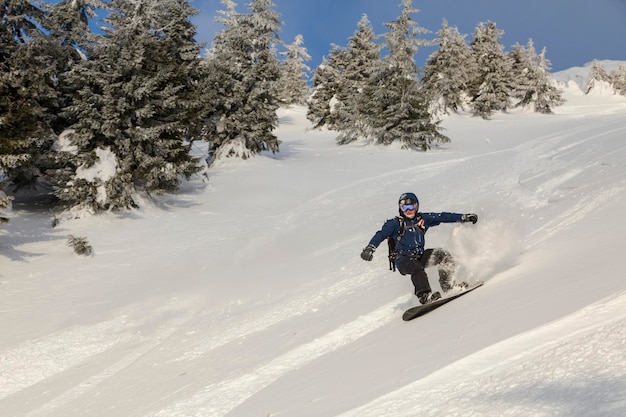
{"left": 387, "top": 216, "right": 406, "bottom": 271}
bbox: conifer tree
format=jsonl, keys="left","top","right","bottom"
{"left": 509, "top": 40, "right": 563, "bottom": 113}
{"left": 279, "top": 34, "right": 311, "bottom": 105}
{"left": 42, "top": 0, "right": 108, "bottom": 133}
{"left": 609, "top": 64, "right": 626, "bottom": 96}
{"left": 422, "top": 20, "right": 475, "bottom": 114}
{"left": 306, "top": 45, "right": 348, "bottom": 130}
{"left": 334, "top": 14, "right": 381, "bottom": 144}
{"left": 0, "top": 0, "right": 58, "bottom": 187}
{"left": 532, "top": 47, "right": 564, "bottom": 113}
{"left": 509, "top": 42, "right": 535, "bottom": 107}
{"left": 57, "top": 0, "right": 203, "bottom": 212}
{"left": 468, "top": 22, "right": 514, "bottom": 119}
{"left": 360, "top": 0, "right": 447, "bottom": 149}
{"left": 307, "top": 15, "right": 380, "bottom": 143}
{"left": 205, "top": 0, "right": 282, "bottom": 163}
{"left": 586, "top": 60, "right": 609, "bottom": 93}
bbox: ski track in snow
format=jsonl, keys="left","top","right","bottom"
{"left": 528, "top": 184, "right": 623, "bottom": 244}
{"left": 0, "top": 302, "right": 195, "bottom": 416}
{"left": 149, "top": 296, "right": 404, "bottom": 417}
{"left": 172, "top": 272, "right": 379, "bottom": 363}
{"left": 0, "top": 317, "right": 134, "bottom": 401}
{"left": 511, "top": 119, "right": 626, "bottom": 244}
{"left": 21, "top": 318, "right": 193, "bottom": 417}
{"left": 338, "top": 291, "right": 626, "bottom": 417}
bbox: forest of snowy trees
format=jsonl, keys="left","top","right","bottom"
{"left": 1, "top": 0, "right": 312, "bottom": 215}
{"left": 1, "top": 0, "right": 625, "bottom": 218}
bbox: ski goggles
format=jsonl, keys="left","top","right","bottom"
{"left": 400, "top": 203, "right": 416, "bottom": 211}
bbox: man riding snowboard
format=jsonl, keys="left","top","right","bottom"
{"left": 361, "top": 192, "right": 478, "bottom": 304}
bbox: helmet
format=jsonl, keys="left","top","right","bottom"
{"left": 398, "top": 192, "right": 418, "bottom": 207}
{"left": 398, "top": 192, "right": 419, "bottom": 215}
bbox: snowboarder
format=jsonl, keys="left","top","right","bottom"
{"left": 360, "top": 192, "right": 478, "bottom": 305}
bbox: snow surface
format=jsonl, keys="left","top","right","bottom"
{"left": 2, "top": 66, "right": 626, "bottom": 417}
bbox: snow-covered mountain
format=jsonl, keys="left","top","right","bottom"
{"left": 1, "top": 70, "right": 626, "bottom": 416}
{"left": 552, "top": 59, "right": 626, "bottom": 94}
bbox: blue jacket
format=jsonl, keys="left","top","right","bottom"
{"left": 367, "top": 212, "right": 463, "bottom": 256}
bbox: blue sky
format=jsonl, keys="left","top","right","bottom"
{"left": 190, "top": 0, "right": 626, "bottom": 72}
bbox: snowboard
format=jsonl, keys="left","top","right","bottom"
{"left": 402, "top": 281, "right": 484, "bottom": 321}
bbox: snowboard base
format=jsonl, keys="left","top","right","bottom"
{"left": 402, "top": 281, "right": 484, "bottom": 321}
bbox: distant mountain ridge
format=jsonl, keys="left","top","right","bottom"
{"left": 552, "top": 59, "right": 626, "bottom": 94}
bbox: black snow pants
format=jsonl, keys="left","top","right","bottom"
{"left": 396, "top": 248, "right": 456, "bottom": 296}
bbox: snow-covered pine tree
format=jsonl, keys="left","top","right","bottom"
{"left": 421, "top": 19, "right": 475, "bottom": 114}
{"left": 306, "top": 45, "right": 348, "bottom": 130}
{"left": 532, "top": 47, "right": 565, "bottom": 113}
{"left": 308, "top": 15, "right": 380, "bottom": 139}
{"left": 334, "top": 14, "right": 381, "bottom": 144}
{"left": 57, "top": 0, "right": 203, "bottom": 213}
{"left": 468, "top": 21, "right": 514, "bottom": 119}
{"left": 609, "top": 64, "right": 626, "bottom": 96}
{"left": 509, "top": 41, "right": 535, "bottom": 107}
{"left": 279, "top": 34, "right": 311, "bottom": 106}
{"left": 360, "top": 0, "right": 448, "bottom": 150}
{"left": 42, "top": 0, "right": 108, "bottom": 134}
{"left": 205, "top": 0, "right": 282, "bottom": 163}
{"left": 0, "top": 0, "right": 58, "bottom": 187}
{"left": 509, "top": 40, "right": 563, "bottom": 113}
{"left": 586, "top": 60, "right": 610, "bottom": 93}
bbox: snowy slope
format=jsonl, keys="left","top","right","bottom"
{"left": 1, "top": 82, "right": 626, "bottom": 417}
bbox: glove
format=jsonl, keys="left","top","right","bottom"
{"left": 361, "top": 245, "right": 375, "bottom": 261}
{"left": 462, "top": 213, "right": 478, "bottom": 224}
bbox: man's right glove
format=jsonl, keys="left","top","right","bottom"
{"left": 361, "top": 245, "right": 375, "bottom": 261}
{"left": 462, "top": 213, "right": 478, "bottom": 224}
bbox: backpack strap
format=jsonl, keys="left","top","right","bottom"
{"left": 387, "top": 216, "right": 406, "bottom": 271}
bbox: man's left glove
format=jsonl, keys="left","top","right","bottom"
{"left": 361, "top": 245, "right": 375, "bottom": 261}
{"left": 462, "top": 213, "right": 478, "bottom": 224}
